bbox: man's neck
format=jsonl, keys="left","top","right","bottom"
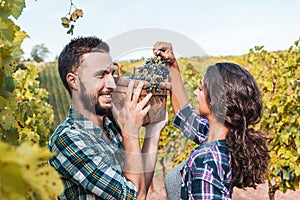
{"left": 72, "top": 103, "right": 104, "bottom": 129}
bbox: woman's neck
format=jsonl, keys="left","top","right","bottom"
{"left": 207, "top": 117, "right": 228, "bottom": 143}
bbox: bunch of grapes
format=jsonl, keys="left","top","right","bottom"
{"left": 129, "top": 56, "right": 169, "bottom": 93}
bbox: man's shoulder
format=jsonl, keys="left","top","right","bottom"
{"left": 49, "top": 118, "right": 81, "bottom": 145}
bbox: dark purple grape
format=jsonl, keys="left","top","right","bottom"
{"left": 128, "top": 56, "right": 169, "bottom": 93}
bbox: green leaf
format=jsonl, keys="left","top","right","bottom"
{"left": 4, "top": 74, "right": 15, "bottom": 92}
{"left": 61, "top": 17, "right": 70, "bottom": 28}
{"left": 281, "top": 131, "right": 290, "bottom": 145}
{"left": 254, "top": 45, "right": 264, "bottom": 51}
{"left": 0, "top": 163, "right": 28, "bottom": 200}
{"left": 0, "top": 18, "right": 16, "bottom": 43}
{"left": 0, "top": 109, "right": 16, "bottom": 130}
{"left": 0, "top": 7, "right": 11, "bottom": 19}
{"left": 67, "top": 24, "right": 74, "bottom": 35}
{"left": 6, "top": 0, "right": 26, "bottom": 19}
{"left": 283, "top": 170, "right": 290, "bottom": 180}
{"left": 296, "top": 138, "right": 300, "bottom": 148}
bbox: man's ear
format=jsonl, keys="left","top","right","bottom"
{"left": 66, "top": 73, "right": 78, "bottom": 90}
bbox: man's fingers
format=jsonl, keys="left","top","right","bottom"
{"left": 132, "top": 81, "right": 144, "bottom": 103}
{"left": 125, "top": 80, "right": 135, "bottom": 104}
{"left": 111, "top": 102, "right": 119, "bottom": 116}
{"left": 141, "top": 104, "right": 151, "bottom": 116}
{"left": 111, "top": 102, "right": 121, "bottom": 127}
{"left": 138, "top": 92, "right": 152, "bottom": 110}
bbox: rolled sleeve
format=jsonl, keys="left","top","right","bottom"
{"left": 173, "top": 104, "right": 209, "bottom": 144}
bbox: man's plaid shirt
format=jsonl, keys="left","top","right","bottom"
{"left": 48, "top": 106, "right": 137, "bottom": 199}
{"left": 173, "top": 104, "right": 232, "bottom": 200}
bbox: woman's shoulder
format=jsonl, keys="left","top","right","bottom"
{"left": 185, "top": 140, "right": 232, "bottom": 195}
{"left": 189, "top": 140, "right": 230, "bottom": 174}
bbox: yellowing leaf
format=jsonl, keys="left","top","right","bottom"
{"left": 15, "top": 143, "right": 64, "bottom": 200}
{"left": 0, "top": 163, "right": 28, "bottom": 200}
{"left": 284, "top": 150, "right": 292, "bottom": 159}
{"left": 70, "top": 9, "right": 83, "bottom": 21}
{"left": 25, "top": 165, "right": 64, "bottom": 200}
{"left": 0, "top": 109, "right": 16, "bottom": 130}
{"left": 295, "top": 165, "right": 300, "bottom": 176}
{"left": 277, "top": 146, "right": 286, "bottom": 156}
{"left": 281, "top": 131, "right": 290, "bottom": 145}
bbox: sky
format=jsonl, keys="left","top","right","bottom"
{"left": 17, "top": 0, "right": 300, "bottom": 61}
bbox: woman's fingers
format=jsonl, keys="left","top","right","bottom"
{"left": 153, "top": 42, "right": 172, "bottom": 53}
{"left": 153, "top": 42, "right": 175, "bottom": 65}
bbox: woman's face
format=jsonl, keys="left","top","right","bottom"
{"left": 193, "top": 80, "right": 211, "bottom": 118}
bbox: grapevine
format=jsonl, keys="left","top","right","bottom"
{"left": 0, "top": 0, "right": 64, "bottom": 199}
{"left": 129, "top": 56, "right": 169, "bottom": 92}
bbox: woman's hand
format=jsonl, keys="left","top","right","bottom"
{"left": 153, "top": 42, "right": 177, "bottom": 67}
{"left": 153, "top": 41, "right": 189, "bottom": 114}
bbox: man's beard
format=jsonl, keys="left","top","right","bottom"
{"left": 79, "top": 83, "right": 110, "bottom": 116}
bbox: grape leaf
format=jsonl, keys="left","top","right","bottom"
{"left": 5, "top": 0, "right": 26, "bottom": 19}
{"left": 4, "top": 74, "right": 15, "bottom": 92}
{"left": 0, "top": 163, "right": 28, "bottom": 200}
{"left": 61, "top": 17, "right": 70, "bottom": 28}
{"left": 0, "top": 18, "right": 17, "bottom": 42}
{"left": 70, "top": 9, "right": 83, "bottom": 22}
{"left": 0, "top": 109, "right": 16, "bottom": 130}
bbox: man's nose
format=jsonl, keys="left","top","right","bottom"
{"left": 106, "top": 75, "right": 117, "bottom": 89}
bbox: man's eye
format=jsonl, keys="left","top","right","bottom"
{"left": 96, "top": 73, "right": 104, "bottom": 78}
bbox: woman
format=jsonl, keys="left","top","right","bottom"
{"left": 153, "top": 42, "right": 270, "bottom": 199}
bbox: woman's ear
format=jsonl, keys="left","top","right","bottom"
{"left": 66, "top": 73, "right": 78, "bottom": 91}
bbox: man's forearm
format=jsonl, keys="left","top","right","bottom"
{"left": 141, "top": 130, "right": 161, "bottom": 192}
{"left": 122, "top": 131, "right": 146, "bottom": 199}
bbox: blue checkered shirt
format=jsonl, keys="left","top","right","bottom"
{"left": 48, "top": 106, "right": 137, "bottom": 199}
{"left": 173, "top": 104, "right": 232, "bottom": 200}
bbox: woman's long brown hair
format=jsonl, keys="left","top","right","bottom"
{"left": 203, "top": 62, "right": 270, "bottom": 189}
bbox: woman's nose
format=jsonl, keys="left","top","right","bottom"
{"left": 193, "top": 89, "right": 198, "bottom": 96}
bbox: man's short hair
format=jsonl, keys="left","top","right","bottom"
{"left": 58, "top": 36, "right": 110, "bottom": 95}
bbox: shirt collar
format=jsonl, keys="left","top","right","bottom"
{"left": 67, "top": 106, "right": 114, "bottom": 135}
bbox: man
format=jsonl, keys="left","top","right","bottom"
{"left": 48, "top": 36, "right": 165, "bottom": 199}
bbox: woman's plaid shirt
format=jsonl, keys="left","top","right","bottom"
{"left": 173, "top": 104, "right": 232, "bottom": 200}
